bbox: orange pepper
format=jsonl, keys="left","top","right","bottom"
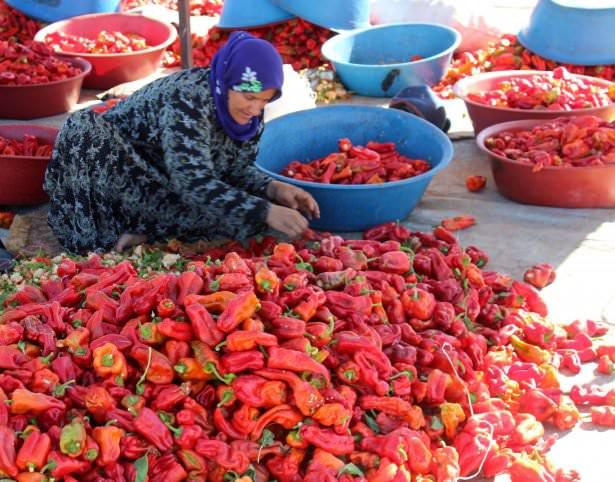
{"left": 217, "top": 291, "right": 260, "bottom": 333}
{"left": 313, "top": 403, "right": 351, "bottom": 429}
{"left": 92, "top": 426, "right": 124, "bottom": 466}
{"left": 10, "top": 388, "right": 65, "bottom": 415}
{"left": 92, "top": 343, "right": 128, "bottom": 381}
{"left": 510, "top": 335, "right": 551, "bottom": 364}
{"left": 440, "top": 402, "right": 466, "bottom": 439}
{"left": 552, "top": 401, "right": 580, "bottom": 430}
{"left": 254, "top": 265, "right": 280, "bottom": 295}
{"left": 183, "top": 291, "right": 236, "bottom": 313}
{"left": 174, "top": 358, "right": 213, "bottom": 382}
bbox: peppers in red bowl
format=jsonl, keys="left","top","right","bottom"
{"left": 0, "top": 125, "right": 59, "bottom": 205}
{"left": 454, "top": 69, "right": 615, "bottom": 134}
{"left": 476, "top": 117, "right": 615, "bottom": 208}
{"left": 34, "top": 13, "right": 177, "bottom": 89}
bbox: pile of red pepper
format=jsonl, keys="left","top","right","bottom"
{"left": 121, "top": 0, "right": 223, "bottom": 17}
{"left": 163, "top": 18, "right": 332, "bottom": 70}
{"left": 0, "top": 222, "right": 613, "bottom": 481}
{"left": 43, "top": 31, "right": 150, "bottom": 55}
{"left": 0, "top": 134, "right": 52, "bottom": 157}
{"left": 0, "top": 0, "right": 41, "bottom": 45}
{"left": 281, "top": 139, "right": 431, "bottom": 185}
{"left": 433, "top": 34, "right": 615, "bottom": 99}
{"left": 485, "top": 115, "right": 615, "bottom": 169}
{"left": 467, "top": 67, "right": 615, "bottom": 110}
{"left": 0, "top": 40, "right": 83, "bottom": 85}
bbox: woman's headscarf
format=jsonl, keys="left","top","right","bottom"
{"left": 209, "top": 31, "right": 284, "bottom": 141}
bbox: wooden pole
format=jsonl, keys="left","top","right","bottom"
{"left": 177, "top": 0, "right": 193, "bottom": 69}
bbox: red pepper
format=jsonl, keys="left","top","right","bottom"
{"left": 360, "top": 395, "right": 425, "bottom": 429}
{"left": 299, "top": 425, "right": 354, "bottom": 455}
{"left": 221, "top": 350, "right": 265, "bottom": 373}
{"left": 156, "top": 298, "right": 176, "bottom": 318}
{"left": 465, "top": 175, "right": 487, "bottom": 192}
{"left": 558, "top": 350, "right": 582, "bottom": 374}
{"left": 177, "top": 271, "right": 204, "bottom": 306}
{"left": 270, "top": 316, "right": 307, "bottom": 339}
{"left": 194, "top": 439, "right": 250, "bottom": 473}
{"left": 46, "top": 451, "right": 90, "bottom": 479}
{"left": 597, "top": 354, "right": 614, "bottom": 375}
{"left": 186, "top": 303, "right": 224, "bottom": 347}
{"left": 0, "top": 426, "right": 18, "bottom": 478}
{"left": 156, "top": 319, "right": 194, "bottom": 341}
{"left": 590, "top": 406, "right": 615, "bottom": 427}
{"left": 250, "top": 404, "right": 303, "bottom": 441}
{"left": 225, "top": 330, "right": 277, "bottom": 351}
{"left": 267, "top": 345, "right": 330, "bottom": 383}
{"left": 256, "top": 368, "right": 324, "bottom": 416}
{"left": 441, "top": 215, "right": 476, "bottom": 231}
{"left": 519, "top": 389, "right": 558, "bottom": 421}
{"left": 570, "top": 384, "right": 615, "bottom": 406}
{"left": 130, "top": 345, "right": 175, "bottom": 385}
{"left": 134, "top": 407, "right": 174, "bottom": 452}
{"left": 16, "top": 429, "right": 51, "bottom": 471}
{"left": 523, "top": 263, "right": 556, "bottom": 289}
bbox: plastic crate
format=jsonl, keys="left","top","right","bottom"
{"left": 6, "top": 0, "right": 121, "bottom": 23}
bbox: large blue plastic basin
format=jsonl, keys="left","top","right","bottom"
{"left": 518, "top": 0, "right": 615, "bottom": 66}
{"left": 272, "top": 0, "right": 370, "bottom": 30}
{"left": 256, "top": 105, "right": 454, "bottom": 232}
{"left": 218, "top": 0, "right": 294, "bottom": 29}
{"left": 321, "top": 23, "right": 461, "bottom": 98}
{"left": 6, "top": 0, "right": 120, "bottom": 23}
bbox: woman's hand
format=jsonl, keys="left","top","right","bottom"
{"left": 267, "top": 181, "right": 320, "bottom": 220}
{"left": 266, "top": 204, "right": 310, "bottom": 239}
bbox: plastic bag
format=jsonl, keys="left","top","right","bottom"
{"left": 264, "top": 64, "right": 316, "bottom": 122}
{"left": 370, "top": 0, "right": 505, "bottom": 52}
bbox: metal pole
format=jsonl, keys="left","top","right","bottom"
{"left": 178, "top": 0, "right": 193, "bottom": 69}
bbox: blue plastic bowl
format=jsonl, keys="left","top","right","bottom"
{"left": 6, "top": 0, "right": 120, "bottom": 23}
{"left": 272, "top": 0, "right": 370, "bottom": 30}
{"left": 256, "top": 105, "right": 454, "bottom": 232}
{"left": 321, "top": 23, "right": 461, "bottom": 98}
{"left": 218, "top": 0, "right": 294, "bottom": 29}
{"left": 518, "top": 0, "right": 615, "bottom": 66}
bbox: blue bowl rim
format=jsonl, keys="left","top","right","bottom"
{"left": 256, "top": 105, "right": 454, "bottom": 191}
{"left": 321, "top": 22, "right": 462, "bottom": 70}
{"left": 453, "top": 69, "right": 615, "bottom": 114}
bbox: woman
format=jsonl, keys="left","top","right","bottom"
{"left": 44, "top": 31, "right": 319, "bottom": 254}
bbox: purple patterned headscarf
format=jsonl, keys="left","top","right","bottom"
{"left": 208, "top": 31, "right": 284, "bottom": 141}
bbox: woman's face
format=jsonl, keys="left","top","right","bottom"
{"left": 227, "top": 88, "right": 277, "bottom": 125}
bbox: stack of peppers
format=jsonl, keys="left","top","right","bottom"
{"left": 433, "top": 33, "right": 615, "bottom": 99}
{"left": 0, "top": 222, "right": 613, "bottom": 481}
{"left": 163, "top": 18, "right": 332, "bottom": 70}
{"left": 0, "top": 1, "right": 41, "bottom": 45}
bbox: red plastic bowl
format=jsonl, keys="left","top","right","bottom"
{"left": 476, "top": 119, "right": 615, "bottom": 208}
{"left": 0, "top": 125, "right": 59, "bottom": 205}
{"left": 0, "top": 57, "right": 91, "bottom": 120}
{"left": 34, "top": 13, "right": 177, "bottom": 89}
{"left": 454, "top": 70, "right": 615, "bottom": 134}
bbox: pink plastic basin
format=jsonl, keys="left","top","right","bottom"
{"left": 34, "top": 13, "right": 177, "bottom": 89}
{"left": 476, "top": 118, "right": 615, "bottom": 208}
{"left": 454, "top": 70, "right": 615, "bottom": 134}
{"left": 0, "top": 125, "right": 59, "bottom": 205}
{"left": 0, "top": 57, "right": 91, "bottom": 120}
